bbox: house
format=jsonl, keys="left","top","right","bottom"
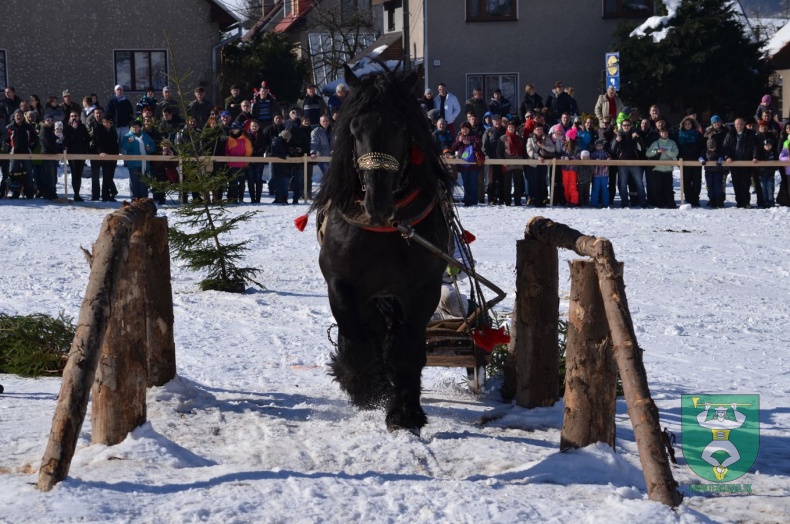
{"left": 242, "top": 0, "right": 383, "bottom": 88}
{"left": 0, "top": 0, "right": 238, "bottom": 109}
{"left": 370, "top": 0, "right": 655, "bottom": 122}
{"left": 766, "top": 21, "right": 790, "bottom": 118}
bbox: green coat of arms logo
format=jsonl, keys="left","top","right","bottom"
{"left": 681, "top": 394, "right": 760, "bottom": 482}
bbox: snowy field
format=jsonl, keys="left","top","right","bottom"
{"left": 1, "top": 167, "right": 789, "bottom": 523}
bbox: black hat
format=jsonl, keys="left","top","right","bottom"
{"left": 230, "top": 84, "right": 239, "bottom": 90}
{"left": 685, "top": 107, "right": 696, "bottom": 115}
{"left": 764, "top": 138, "right": 773, "bottom": 146}
{"left": 706, "top": 138, "right": 716, "bottom": 149}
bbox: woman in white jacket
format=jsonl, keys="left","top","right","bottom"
{"left": 434, "top": 83, "right": 461, "bottom": 135}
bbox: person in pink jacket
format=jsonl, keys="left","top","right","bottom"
{"left": 225, "top": 122, "right": 252, "bottom": 203}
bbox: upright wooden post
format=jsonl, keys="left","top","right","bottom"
{"left": 560, "top": 260, "right": 618, "bottom": 451}
{"left": 37, "top": 200, "right": 157, "bottom": 492}
{"left": 510, "top": 237, "right": 559, "bottom": 408}
{"left": 678, "top": 158, "right": 685, "bottom": 205}
{"left": 90, "top": 224, "right": 149, "bottom": 445}
{"left": 304, "top": 156, "right": 311, "bottom": 200}
{"left": 525, "top": 216, "right": 682, "bottom": 507}
{"left": 143, "top": 216, "right": 176, "bottom": 386}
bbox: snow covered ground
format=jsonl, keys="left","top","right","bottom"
{"left": 1, "top": 167, "right": 789, "bottom": 523}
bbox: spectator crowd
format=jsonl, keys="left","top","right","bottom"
{"left": 2, "top": 78, "right": 790, "bottom": 209}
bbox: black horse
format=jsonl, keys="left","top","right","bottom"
{"left": 311, "top": 65, "right": 455, "bottom": 432}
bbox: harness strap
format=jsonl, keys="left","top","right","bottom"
{"left": 338, "top": 187, "right": 436, "bottom": 233}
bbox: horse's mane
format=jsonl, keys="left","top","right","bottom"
{"left": 310, "top": 67, "right": 455, "bottom": 214}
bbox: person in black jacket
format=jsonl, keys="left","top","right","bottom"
{"left": 106, "top": 85, "right": 134, "bottom": 143}
{"left": 288, "top": 117, "right": 311, "bottom": 204}
{"left": 270, "top": 129, "right": 291, "bottom": 204}
{"left": 723, "top": 118, "right": 759, "bottom": 208}
{"left": 518, "top": 83, "right": 543, "bottom": 119}
{"left": 262, "top": 114, "right": 285, "bottom": 196}
{"left": 90, "top": 113, "right": 120, "bottom": 201}
{"left": 610, "top": 118, "right": 646, "bottom": 208}
{"left": 64, "top": 111, "right": 91, "bottom": 200}
{"left": 38, "top": 116, "right": 60, "bottom": 200}
{"left": 4, "top": 110, "right": 38, "bottom": 198}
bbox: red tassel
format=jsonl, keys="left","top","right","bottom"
{"left": 472, "top": 326, "right": 511, "bottom": 352}
{"left": 410, "top": 143, "right": 424, "bottom": 165}
{"left": 294, "top": 214, "right": 309, "bottom": 232}
{"left": 462, "top": 230, "right": 476, "bottom": 244}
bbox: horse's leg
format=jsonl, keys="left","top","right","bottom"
{"left": 383, "top": 289, "right": 438, "bottom": 432}
{"left": 327, "top": 279, "right": 391, "bottom": 409}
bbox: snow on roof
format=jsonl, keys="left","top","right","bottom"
{"left": 766, "top": 21, "right": 790, "bottom": 57}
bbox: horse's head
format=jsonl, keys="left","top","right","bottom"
{"left": 350, "top": 112, "right": 409, "bottom": 225}
{"left": 345, "top": 65, "right": 420, "bottom": 226}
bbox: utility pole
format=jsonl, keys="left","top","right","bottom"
{"left": 402, "top": 0, "right": 411, "bottom": 72}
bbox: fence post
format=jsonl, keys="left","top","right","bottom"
{"left": 560, "top": 260, "right": 618, "bottom": 451}
{"left": 63, "top": 151, "right": 70, "bottom": 200}
{"left": 549, "top": 158, "right": 557, "bottom": 207}
{"left": 303, "top": 156, "right": 310, "bottom": 201}
{"left": 678, "top": 158, "right": 685, "bottom": 205}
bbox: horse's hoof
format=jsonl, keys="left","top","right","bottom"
{"left": 386, "top": 407, "right": 427, "bottom": 432}
{"left": 387, "top": 423, "right": 421, "bottom": 437}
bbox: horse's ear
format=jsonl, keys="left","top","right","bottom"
{"left": 344, "top": 64, "right": 360, "bottom": 89}
{"left": 401, "top": 64, "right": 423, "bottom": 98}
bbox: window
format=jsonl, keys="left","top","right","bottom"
{"left": 602, "top": 0, "right": 654, "bottom": 18}
{"left": 0, "top": 50, "right": 7, "bottom": 90}
{"left": 467, "top": 0, "right": 517, "bottom": 22}
{"left": 308, "top": 33, "right": 376, "bottom": 87}
{"left": 114, "top": 50, "right": 168, "bottom": 92}
{"left": 466, "top": 73, "right": 518, "bottom": 112}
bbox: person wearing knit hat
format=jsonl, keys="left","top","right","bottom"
{"left": 703, "top": 134, "right": 726, "bottom": 208}
{"left": 755, "top": 94, "right": 778, "bottom": 125}
{"left": 559, "top": 122, "right": 581, "bottom": 206}
{"left": 107, "top": 84, "right": 134, "bottom": 142}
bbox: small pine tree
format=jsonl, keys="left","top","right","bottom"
{"left": 152, "top": 34, "right": 262, "bottom": 293}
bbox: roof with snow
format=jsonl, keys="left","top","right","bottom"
{"left": 767, "top": 21, "right": 790, "bottom": 59}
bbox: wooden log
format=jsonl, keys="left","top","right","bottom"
{"left": 90, "top": 224, "right": 149, "bottom": 445}
{"left": 510, "top": 237, "right": 559, "bottom": 408}
{"left": 560, "top": 260, "right": 617, "bottom": 452}
{"left": 143, "top": 217, "right": 176, "bottom": 386}
{"left": 37, "top": 200, "right": 157, "bottom": 492}
{"left": 525, "top": 216, "right": 682, "bottom": 507}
